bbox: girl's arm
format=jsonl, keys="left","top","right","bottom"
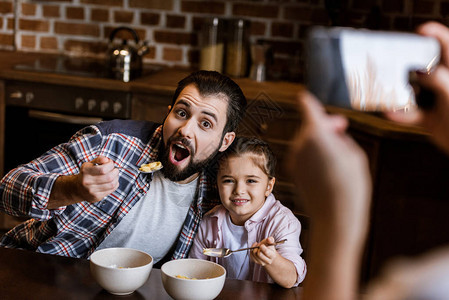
{"left": 188, "top": 217, "right": 210, "bottom": 259}
{"left": 250, "top": 236, "right": 298, "bottom": 288}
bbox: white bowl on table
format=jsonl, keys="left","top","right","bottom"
{"left": 161, "top": 258, "right": 226, "bottom": 300}
{"left": 90, "top": 247, "right": 153, "bottom": 295}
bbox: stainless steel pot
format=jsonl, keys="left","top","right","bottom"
{"left": 107, "top": 27, "right": 150, "bottom": 82}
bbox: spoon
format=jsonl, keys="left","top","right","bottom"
{"left": 93, "top": 162, "right": 163, "bottom": 174}
{"left": 203, "top": 239, "right": 287, "bottom": 258}
{"left": 129, "top": 165, "right": 163, "bottom": 174}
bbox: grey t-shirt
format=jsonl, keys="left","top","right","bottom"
{"left": 96, "top": 172, "right": 198, "bottom": 263}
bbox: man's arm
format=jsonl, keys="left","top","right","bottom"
{"left": 0, "top": 125, "right": 119, "bottom": 219}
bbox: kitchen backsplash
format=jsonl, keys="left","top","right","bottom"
{"left": 0, "top": 0, "right": 448, "bottom": 81}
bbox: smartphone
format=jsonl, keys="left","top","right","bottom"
{"left": 306, "top": 26, "right": 440, "bottom": 111}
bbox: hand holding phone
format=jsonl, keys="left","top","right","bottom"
{"left": 306, "top": 27, "right": 440, "bottom": 112}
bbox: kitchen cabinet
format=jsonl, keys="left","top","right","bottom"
{"left": 131, "top": 92, "right": 171, "bottom": 123}
{"left": 351, "top": 128, "right": 449, "bottom": 282}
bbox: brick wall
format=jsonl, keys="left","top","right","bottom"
{"left": 0, "top": 0, "right": 448, "bottom": 81}
{"left": 0, "top": 0, "right": 14, "bottom": 51}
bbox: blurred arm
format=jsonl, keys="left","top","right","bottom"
{"left": 288, "top": 92, "right": 372, "bottom": 300}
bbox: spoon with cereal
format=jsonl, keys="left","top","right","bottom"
{"left": 203, "top": 239, "right": 287, "bottom": 258}
{"left": 93, "top": 161, "right": 163, "bottom": 174}
{"left": 138, "top": 161, "right": 163, "bottom": 173}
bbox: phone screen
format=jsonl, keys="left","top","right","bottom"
{"left": 306, "top": 27, "right": 440, "bottom": 112}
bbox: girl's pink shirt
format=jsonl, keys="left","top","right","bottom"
{"left": 189, "top": 193, "right": 307, "bottom": 286}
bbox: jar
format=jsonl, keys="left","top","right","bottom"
{"left": 250, "top": 43, "right": 271, "bottom": 82}
{"left": 225, "top": 19, "right": 250, "bottom": 78}
{"left": 199, "top": 18, "right": 225, "bottom": 72}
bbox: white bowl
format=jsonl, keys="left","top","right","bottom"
{"left": 90, "top": 247, "right": 153, "bottom": 295}
{"left": 161, "top": 259, "right": 226, "bottom": 300}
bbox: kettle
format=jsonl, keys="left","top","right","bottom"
{"left": 107, "top": 26, "right": 150, "bottom": 82}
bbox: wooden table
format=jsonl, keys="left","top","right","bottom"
{"left": 0, "top": 247, "right": 301, "bottom": 299}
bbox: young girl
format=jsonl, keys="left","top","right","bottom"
{"left": 189, "top": 136, "right": 306, "bottom": 288}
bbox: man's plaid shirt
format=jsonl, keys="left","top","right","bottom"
{"left": 0, "top": 119, "right": 219, "bottom": 259}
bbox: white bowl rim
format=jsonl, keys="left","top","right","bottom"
{"left": 90, "top": 247, "right": 153, "bottom": 270}
{"left": 161, "top": 258, "right": 226, "bottom": 280}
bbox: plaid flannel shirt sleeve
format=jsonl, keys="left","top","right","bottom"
{"left": 0, "top": 125, "right": 103, "bottom": 221}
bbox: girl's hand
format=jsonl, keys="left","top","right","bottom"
{"left": 250, "top": 236, "right": 278, "bottom": 266}
{"left": 250, "top": 236, "right": 298, "bottom": 288}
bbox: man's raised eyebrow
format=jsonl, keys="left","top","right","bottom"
{"left": 175, "top": 99, "right": 190, "bottom": 108}
{"left": 176, "top": 99, "right": 218, "bottom": 123}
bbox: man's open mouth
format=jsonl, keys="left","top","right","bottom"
{"left": 170, "top": 142, "right": 191, "bottom": 165}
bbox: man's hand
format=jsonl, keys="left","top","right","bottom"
{"left": 48, "top": 156, "right": 119, "bottom": 209}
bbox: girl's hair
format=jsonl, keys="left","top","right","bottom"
{"left": 219, "top": 136, "right": 276, "bottom": 179}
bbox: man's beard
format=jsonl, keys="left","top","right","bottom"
{"left": 159, "top": 136, "right": 222, "bottom": 182}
